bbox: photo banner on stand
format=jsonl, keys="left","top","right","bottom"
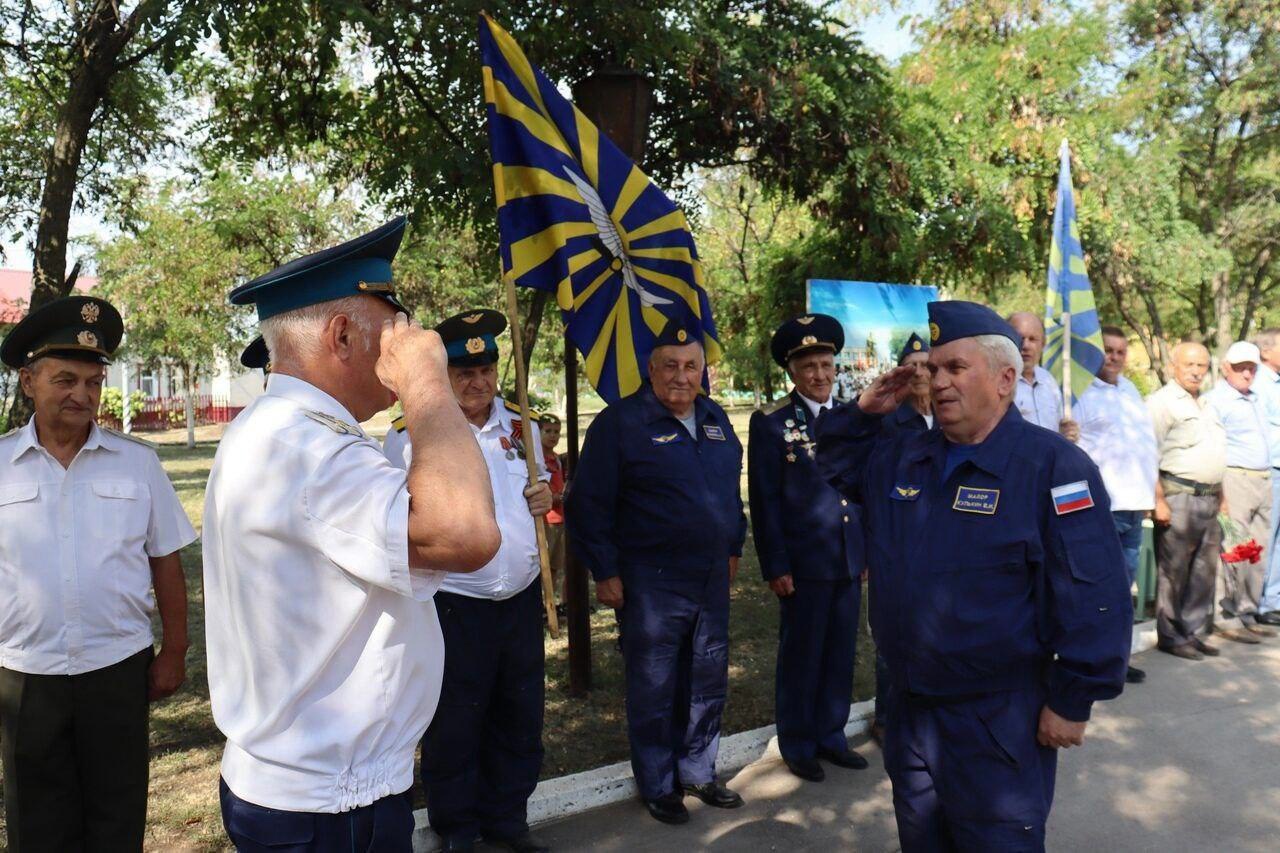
{"left": 806, "top": 279, "right": 939, "bottom": 402}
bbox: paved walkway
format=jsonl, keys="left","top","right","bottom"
{"left": 527, "top": 640, "right": 1280, "bottom": 852}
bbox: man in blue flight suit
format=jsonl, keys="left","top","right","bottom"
{"left": 748, "top": 313, "right": 868, "bottom": 783}
{"left": 816, "top": 301, "right": 1132, "bottom": 852}
{"left": 566, "top": 315, "right": 748, "bottom": 826}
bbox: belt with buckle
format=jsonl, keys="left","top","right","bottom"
{"left": 1160, "top": 472, "right": 1221, "bottom": 496}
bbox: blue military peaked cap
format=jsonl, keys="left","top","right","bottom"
{"left": 927, "top": 301, "right": 1022, "bottom": 349}
{"left": 770, "top": 313, "right": 844, "bottom": 367}
{"left": 651, "top": 313, "right": 705, "bottom": 350}
{"left": 1, "top": 295, "right": 123, "bottom": 369}
{"left": 898, "top": 332, "right": 929, "bottom": 365}
{"left": 240, "top": 336, "right": 269, "bottom": 371}
{"left": 229, "top": 217, "right": 411, "bottom": 321}
{"left": 435, "top": 309, "right": 507, "bottom": 367}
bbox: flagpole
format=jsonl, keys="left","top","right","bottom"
{"left": 1062, "top": 312, "right": 1072, "bottom": 421}
{"left": 503, "top": 272, "right": 561, "bottom": 638}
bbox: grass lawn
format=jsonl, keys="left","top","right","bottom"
{"left": 0, "top": 410, "right": 876, "bottom": 851}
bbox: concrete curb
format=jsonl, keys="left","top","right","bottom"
{"left": 412, "top": 618, "right": 1165, "bottom": 851}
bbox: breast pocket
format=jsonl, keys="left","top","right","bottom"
{"left": 0, "top": 483, "right": 42, "bottom": 565}
{"left": 86, "top": 479, "right": 150, "bottom": 548}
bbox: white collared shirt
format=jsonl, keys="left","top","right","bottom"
{"left": 1014, "top": 365, "right": 1064, "bottom": 430}
{"left": 1074, "top": 376, "right": 1158, "bottom": 511}
{"left": 1250, "top": 362, "right": 1280, "bottom": 469}
{"left": 0, "top": 420, "right": 195, "bottom": 676}
{"left": 384, "top": 396, "right": 548, "bottom": 600}
{"left": 796, "top": 391, "right": 834, "bottom": 421}
{"left": 204, "top": 374, "right": 446, "bottom": 813}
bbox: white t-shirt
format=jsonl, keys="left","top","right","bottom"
{"left": 0, "top": 420, "right": 196, "bottom": 675}
{"left": 204, "top": 374, "right": 445, "bottom": 813}
{"left": 1074, "top": 376, "right": 1158, "bottom": 511}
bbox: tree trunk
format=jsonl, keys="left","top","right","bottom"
{"left": 184, "top": 366, "right": 196, "bottom": 449}
{"left": 519, "top": 289, "right": 552, "bottom": 371}
{"left": 1212, "top": 269, "right": 1233, "bottom": 358}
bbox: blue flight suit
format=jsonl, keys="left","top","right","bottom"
{"left": 873, "top": 401, "right": 934, "bottom": 727}
{"left": 566, "top": 385, "right": 747, "bottom": 801}
{"left": 817, "top": 403, "right": 1131, "bottom": 852}
{"left": 748, "top": 391, "right": 863, "bottom": 764}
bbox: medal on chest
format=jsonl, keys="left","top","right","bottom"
{"left": 784, "top": 404, "right": 816, "bottom": 462}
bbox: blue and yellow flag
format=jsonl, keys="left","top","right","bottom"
{"left": 1043, "top": 140, "right": 1104, "bottom": 404}
{"left": 478, "top": 14, "right": 722, "bottom": 402}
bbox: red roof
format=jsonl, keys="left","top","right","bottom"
{"left": 0, "top": 268, "right": 97, "bottom": 324}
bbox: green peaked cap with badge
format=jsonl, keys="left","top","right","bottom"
{"left": 1, "top": 295, "right": 123, "bottom": 369}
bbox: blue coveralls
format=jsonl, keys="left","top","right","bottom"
{"left": 747, "top": 391, "right": 863, "bottom": 764}
{"left": 566, "top": 385, "right": 747, "bottom": 801}
{"left": 817, "top": 403, "right": 1131, "bottom": 852}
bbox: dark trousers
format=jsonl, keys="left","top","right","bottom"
{"left": 883, "top": 686, "right": 1056, "bottom": 853}
{"left": 618, "top": 564, "right": 729, "bottom": 801}
{"left": 421, "top": 582, "right": 545, "bottom": 843}
{"left": 220, "top": 778, "right": 413, "bottom": 852}
{"left": 0, "top": 647, "right": 152, "bottom": 853}
{"left": 1155, "top": 491, "right": 1221, "bottom": 648}
{"left": 873, "top": 653, "right": 890, "bottom": 728}
{"left": 775, "top": 578, "right": 859, "bottom": 762}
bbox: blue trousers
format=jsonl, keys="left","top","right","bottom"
{"left": 883, "top": 686, "right": 1056, "bottom": 853}
{"left": 421, "top": 582, "right": 544, "bottom": 843}
{"left": 220, "top": 778, "right": 413, "bottom": 852}
{"left": 1260, "top": 472, "right": 1280, "bottom": 613}
{"left": 775, "top": 578, "right": 859, "bottom": 761}
{"left": 618, "top": 563, "right": 729, "bottom": 800}
{"left": 874, "top": 652, "right": 890, "bottom": 727}
{"left": 1112, "top": 510, "right": 1145, "bottom": 586}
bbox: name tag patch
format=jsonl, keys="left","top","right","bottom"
{"left": 891, "top": 484, "right": 922, "bottom": 501}
{"left": 1051, "top": 480, "right": 1094, "bottom": 515}
{"left": 703, "top": 424, "right": 726, "bottom": 441}
{"left": 651, "top": 432, "right": 681, "bottom": 445}
{"left": 953, "top": 485, "right": 1000, "bottom": 515}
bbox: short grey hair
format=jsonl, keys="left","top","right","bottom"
{"left": 972, "top": 334, "right": 1022, "bottom": 377}
{"left": 259, "top": 295, "right": 378, "bottom": 364}
{"left": 1254, "top": 328, "right": 1280, "bottom": 354}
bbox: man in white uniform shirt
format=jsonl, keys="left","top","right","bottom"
{"left": 1250, "top": 328, "right": 1280, "bottom": 625}
{"left": 0, "top": 296, "right": 196, "bottom": 851}
{"left": 1008, "top": 312, "right": 1066, "bottom": 431}
{"left": 204, "top": 218, "right": 500, "bottom": 851}
{"left": 1072, "top": 326, "right": 1158, "bottom": 683}
{"left": 383, "top": 308, "right": 552, "bottom": 853}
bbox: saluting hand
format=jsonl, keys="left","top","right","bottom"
{"left": 857, "top": 365, "right": 917, "bottom": 415}
{"left": 524, "top": 482, "right": 553, "bottom": 517}
{"left": 376, "top": 313, "right": 448, "bottom": 398}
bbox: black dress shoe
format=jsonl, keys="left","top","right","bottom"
{"left": 483, "top": 832, "right": 550, "bottom": 853}
{"left": 1192, "top": 637, "right": 1221, "bottom": 657}
{"left": 683, "top": 781, "right": 744, "bottom": 809}
{"left": 1256, "top": 611, "right": 1280, "bottom": 626}
{"left": 1160, "top": 643, "right": 1203, "bottom": 660}
{"left": 1125, "top": 665, "right": 1147, "bottom": 684}
{"left": 818, "top": 747, "right": 870, "bottom": 770}
{"left": 644, "top": 793, "right": 689, "bottom": 825}
{"left": 784, "top": 757, "right": 825, "bottom": 782}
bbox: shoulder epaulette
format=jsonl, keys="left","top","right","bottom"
{"left": 303, "top": 410, "right": 363, "bottom": 437}
{"left": 100, "top": 426, "right": 157, "bottom": 449}
{"left": 391, "top": 414, "right": 406, "bottom": 433}
{"left": 764, "top": 397, "right": 792, "bottom": 415}
{"left": 502, "top": 398, "right": 541, "bottom": 421}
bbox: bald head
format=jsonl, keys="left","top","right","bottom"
{"left": 1170, "top": 341, "right": 1210, "bottom": 396}
{"left": 1007, "top": 312, "right": 1045, "bottom": 378}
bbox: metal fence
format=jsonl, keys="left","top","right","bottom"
{"left": 98, "top": 395, "right": 244, "bottom": 432}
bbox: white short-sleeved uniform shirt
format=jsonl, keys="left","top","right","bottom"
{"left": 383, "top": 396, "right": 548, "bottom": 600}
{"left": 1074, "top": 376, "right": 1159, "bottom": 511}
{"left": 203, "top": 374, "right": 446, "bottom": 813}
{"left": 0, "top": 420, "right": 196, "bottom": 676}
{"left": 1015, "top": 365, "right": 1064, "bottom": 431}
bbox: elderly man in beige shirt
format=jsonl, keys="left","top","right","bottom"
{"left": 1148, "top": 342, "right": 1243, "bottom": 659}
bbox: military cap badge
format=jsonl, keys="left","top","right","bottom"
{"left": 77, "top": 331, "right": 99, "bottom": 348}
{"left": 465, "top": 337, "right": 486, "bottom": 355}
{"left": 81, "top": 303, "right": 100, "bottom": 323}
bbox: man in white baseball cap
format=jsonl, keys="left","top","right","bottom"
{"left": 1206, "top": 341, "right": 1279, "bottom": 639}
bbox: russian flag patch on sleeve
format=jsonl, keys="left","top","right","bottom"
{"left": 1051, "top": 480, "right": 1095, "bottom": 515}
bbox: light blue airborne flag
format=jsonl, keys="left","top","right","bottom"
{"left": 478, "top": 14, "right": 722, "bottom": 402}
{"left": 1042, "top": 140, "right": 1104, "bottom": 406}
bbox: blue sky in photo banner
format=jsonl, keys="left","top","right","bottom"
{"left": 0, "top": 5, "right": 922, "bottom": 272}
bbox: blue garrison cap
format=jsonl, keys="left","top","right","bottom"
{"left": 897, "top": 332, "right": 929, "bottom": 365}
{"left": 229, "top": 217, "right": 410, "bottom": 321}
{"left": 651, "top": 313, "right": 703, "bottom": 350}
{"left": 927, "top": 301, "right": 1022, "bottom": 349}
{"left": 770, "top": 313, "right": 844, "bottom": 367}
{"left": 435, "top": 309, "right": 507, "bottom": 367}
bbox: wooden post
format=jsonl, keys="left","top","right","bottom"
{"left": 503, "top": 276, "right": 560, "bottom": 638}
{"left": 563, "top": 333, "right": 592, "bottom": 694}
{"left": 1062, "top": 312, "right": 1073, "bottom": 420}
